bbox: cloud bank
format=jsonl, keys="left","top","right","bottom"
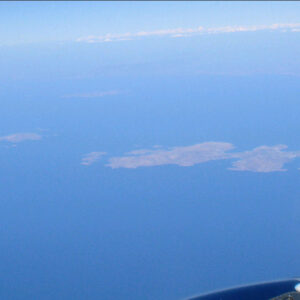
{"left": 77, "top": 23, "right": 300, "bottom": 43}
{"left": 81, "top": 151, "right": 106, "bottom": 166}
{"left": 0, "top": 133, "right": 42, "bottom": 143}
{"left": 95, "top": 142, "right": 300, "bottom": 173}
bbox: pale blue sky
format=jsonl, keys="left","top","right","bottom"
{"left": 1, "top": 2, "right": 300, "bottom": 45}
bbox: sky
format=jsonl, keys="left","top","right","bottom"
{"left": 0, "top": 2, "right": 300, "bottom": 300}
{"left": 1, "top": 2, "right": 300, "bottom": 45}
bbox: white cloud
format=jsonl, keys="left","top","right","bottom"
{"left": 81, "top": 151, "right": 106, "bottom": 166}
{"left": 0, "top": 133, "right": 42, "bottom": 143}
{"left": 103, "top": 143, "right": 300, "bottom": 172}
{"left": 62, "top": 91, "right": 119, "bottom": 99}
{"left": 77, "top": 23, "right": 300, "bottom": 43}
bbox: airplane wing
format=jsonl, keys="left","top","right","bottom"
{"left": 188, "top": 279, "right": 300, "bottom": 300}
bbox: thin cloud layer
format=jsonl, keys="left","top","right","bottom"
{"left": 62, "top": 91, "right": 119, "bottom": 99}
{"left": 103, "top": 143, "right": 300, "bottom": 172}
{"left": 0, "top": 133, "right": 42, "bottom": 143}
{"left": 81, "top": 151, "right": 106, "bottom": 166}
{"left": 77, "top": 23, "right": 300, "bottom": 43}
